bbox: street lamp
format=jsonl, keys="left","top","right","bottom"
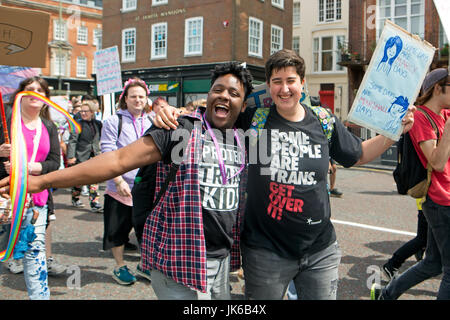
{"left": 58, "top": 0, "right": 63, "bottom": 92}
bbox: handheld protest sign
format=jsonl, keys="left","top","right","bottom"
{"left": 347, "top": 20, "right": 436, "bottom": 141}
{"left": 0, "top": 91, "right": 81, "bottom": 262}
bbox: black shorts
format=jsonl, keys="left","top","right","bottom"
{"left": 102, "top": 194, "right": 133, "bottom": 251}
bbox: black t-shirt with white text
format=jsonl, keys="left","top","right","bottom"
{"left": 242, "top": 104, "right": 362, "bottom": 259}
{"left": 147, "top": 117, "right": 245, "bottom": 259}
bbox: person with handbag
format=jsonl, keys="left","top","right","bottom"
{"left": 372, "top": 68, "right": 450, "bottom": 300}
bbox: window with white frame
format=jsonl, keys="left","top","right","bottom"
{"left": 319, "top": 0, "right": 342, "bottom": 23}
{"left": 377, "top": 0, "right": 424, "bottom": 39}
{"left": 122, "top": 28, "right": 136, "bottom": 62}
{"left": 293, "top": 2, "right": 301, "bottom": 26}
{"left": 151, "top": 22, "right": 167, "bottom": 59}
{"left": 53, "top": 53, "right": 66, "bottom": 76}
{"left": 248, "top": 17, "right": 263, "bottom": 57}
{"left": 313, "top": 35, "right": 346, "bottom": 72}
{"left": 152, "top": 0, "right": 168, "bottom": 5}
{"left": 122, "top": 0, "right": 137, "bottom": 11}
{"left": 93, "top": 29, "right": 102, "bottom": 48}
{"left": 271, "top": 25, "right": 283, "bottom": 55}
{"left": 77, "top": 26, "right": 88, "bottom": 44}
{"left": 292, "top": 36, "right": 300, "bottom": 55}
{"left": 53, "top": 19, "right": 67, "bottom": 41}
{"left": 185, "top": 17, "right": 203, "bottom": 56}
{"left": 76, "top": 56, "right": 87, "bottom": 77}
{"left": 272, "top": 0, "right": 284, "bottom": 9}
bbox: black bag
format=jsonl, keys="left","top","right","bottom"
{"left": 131, "top": 118, "right": 194, "bottom": 244}
{"left": 393, "top": 108, "right": 439, "bottom": 198}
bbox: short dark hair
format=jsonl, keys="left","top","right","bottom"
{"left": 265, "top": 49, "right": 306, "bottom": 83}
{"left": 211, "top": 62, "right": 254, "bottom": 100}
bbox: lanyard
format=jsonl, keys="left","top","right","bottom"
{"left": 131, "top": 115, "right": 144, "bottom": 139}
{"left": 202, "top": 113, "right": 245, "bottom": 185}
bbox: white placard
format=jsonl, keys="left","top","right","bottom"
{"left": 347, "top": 20, "right": 436, "bottom": 141}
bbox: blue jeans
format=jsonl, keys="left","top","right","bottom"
{"left": 151, "top": 255, "right": 231, "bottom": 300}
{"left": 241, "top": 241, "right": 341, "bottom": 300}
{"left": 21, "top": 205, "right": 49, "bottom": 300}
{"left": 384, "top": 197, "right": 450, "bottom": 300}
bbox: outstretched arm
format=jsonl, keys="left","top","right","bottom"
{"left": 0, "top": 135, "right": 162, "bottom": 195}
{"left": 355, "top": 105, "right": 415, "bottom": 166}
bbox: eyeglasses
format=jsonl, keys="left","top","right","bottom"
{"left": 79, "top": 110, "right": 91, "bottom": 113}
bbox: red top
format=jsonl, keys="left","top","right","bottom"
{"left": 409, "top": 106, "right": 450, "bottom": 206}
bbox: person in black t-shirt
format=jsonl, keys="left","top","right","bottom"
{"left": 151, "top": 50, "right": 416, "bottom": 300}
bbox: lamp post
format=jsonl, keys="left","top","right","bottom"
{"left": 58, "top": 0, "right": 63, "bottom": 92}
{"left": 64, "top": 82, "right": 70, "bottom": 98}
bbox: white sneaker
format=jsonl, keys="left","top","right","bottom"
{"left": 47, "top": 257, "right": 67, "bottom": 275}
{"left": 7, "top": 259, "right": 23, "bottom": 274}
{"left": 81, "top": 186, "right": 89, "bottom": 196}
{"left": 49, "top": 213, "right": 56, "bottom": 221}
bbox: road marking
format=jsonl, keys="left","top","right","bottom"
{"left": 331, "top": 219, "right": 416, "bottom": 236}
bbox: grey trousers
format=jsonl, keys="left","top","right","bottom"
{"left": 242, "top": 241, "right": 341, "bottom": 300}
{"left": 151, "top": 254, "right": 231, "bottom": 300}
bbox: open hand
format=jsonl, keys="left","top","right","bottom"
{"left": 153, "top": 105, "right": 181, "bottom": 130}
{"left": 402, "top": 105, "right": 416, "bottom": 134}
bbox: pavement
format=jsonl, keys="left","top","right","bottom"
{"left": 0, "top": 160, "right": 442, "bottom": 301}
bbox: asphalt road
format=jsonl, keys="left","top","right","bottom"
{"left": 0, "top": 166, "right": 441, "bottom": 300}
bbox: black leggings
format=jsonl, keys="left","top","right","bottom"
{"left": 389, "top": 210, "right": 428, "bottom": 269}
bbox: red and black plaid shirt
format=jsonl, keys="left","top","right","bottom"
{"left": 141, "top": 108, "right": 247, "bottom": 293}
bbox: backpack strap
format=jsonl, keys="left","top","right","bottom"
{"left": 307, "top": 105, "right": 335, "bottom": 142}
{"left": 249, "top": 104, "right": 335, "bottom": 146}
{"left": 150, "top": 117, "right": 195, "bottom": 211}
{"left": 249, "top": 107, "right": 270, "bottom": 146}
{"left": 150, "top": 163, "right": 179, "bottom": 212}
{"left": 416, "top": 108, "right": 440, "bottom": 142}
{"left": 117, "top": 114, "right": 123, "bottom": 139}
{"left": 415, "top": 107, "right": 441, "bottom": 193}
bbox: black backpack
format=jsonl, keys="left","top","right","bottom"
{"left": 131, "top": 118, "right": 194, "bottom": 244}
{"left": 393, "top": 108, "right": 439, "bottom": 198}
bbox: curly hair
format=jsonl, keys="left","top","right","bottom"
{"left": 211, "top": 62, "right": 254, "bottom": 100}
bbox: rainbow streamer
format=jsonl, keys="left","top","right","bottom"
{"left": 0, "top": 91, "right": 81, "bottom": 261}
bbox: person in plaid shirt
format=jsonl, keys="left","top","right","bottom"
{"left": 1, "top": 62, "right": 253, "bottom": 300}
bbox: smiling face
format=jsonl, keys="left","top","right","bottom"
{"left": 21, "top": 81, "right": 46, "bottom": 111}
{"left": 205, "top": 73, "right": 247, "bottom": 130}
{"left": 387, "top": 45, "right": 397, "bottom": 59}
{"left": 79, "top": 104, "right": 94, "bottom": 121}
{"left": 267, "top": 66, "right": 305, "bottom": 115}
{"left": 125, "top": 85, "right": 147, "bottom": 117}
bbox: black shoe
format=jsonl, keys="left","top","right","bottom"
{"left": 414, "top": 248, "right": 425, "bottom": 261}
{"left": 370, "top": 283, "right": 384, "bottom": 300}
{"left": 330, "top": 188, "right": 343, "bottom": 198}
{"left": 382, "top": 262, "right": 398, "bottom": 281}
{"left": 124, "top": 242, "right": 137, "bottom": 251}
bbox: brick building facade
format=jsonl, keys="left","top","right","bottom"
{"left": 103, "top": 0, "right": 292, "bottom": 107}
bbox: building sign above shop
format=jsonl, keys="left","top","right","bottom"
{"left": 136, "top": 8, "right": 187, "bottom": 21}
